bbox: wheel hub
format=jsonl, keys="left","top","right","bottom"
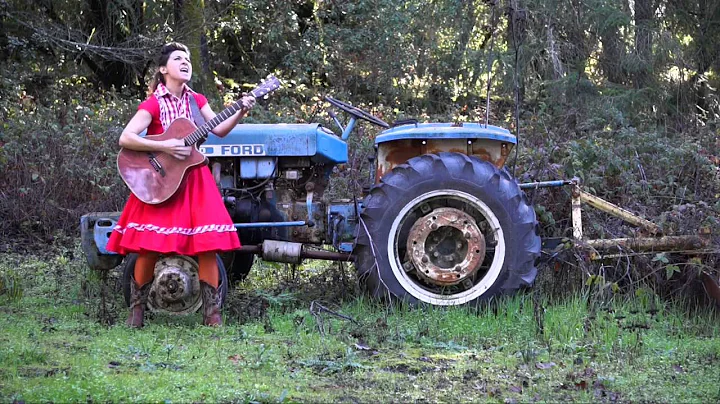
{"left": 406, "top": 207, "right": 486, "bottom": 286}
{"left": 147, "top": 256, "right": 202, "bottom": 315}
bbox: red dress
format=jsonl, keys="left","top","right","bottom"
{"left": 107, "top": 84, "right": 241, "bottom": 255}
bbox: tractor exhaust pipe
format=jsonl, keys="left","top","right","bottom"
{"left": 236, "top": 241, "right": 353, "bottom": 263}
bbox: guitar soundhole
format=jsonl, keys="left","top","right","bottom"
{"left": 147, "top": 152, "right": 166, "bottom": 176}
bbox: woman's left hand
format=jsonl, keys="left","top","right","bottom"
{"left": 240, "top": 94, "right": 256, "bottom": 111}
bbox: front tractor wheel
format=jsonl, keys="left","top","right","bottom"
{"left": 122, "top": 254, "right": 228, "bottom": 315}
{"left": 355, "top": 153, "right": 540, "bottom": 306}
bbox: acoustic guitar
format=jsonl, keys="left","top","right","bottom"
{"left": 117, "top": 76, "right": 280, "bottom": 204}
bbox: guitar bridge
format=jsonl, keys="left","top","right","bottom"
{"left": 147, "top": 153, "right": 167, "bottom": 177}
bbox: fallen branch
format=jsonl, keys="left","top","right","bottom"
{"left": 309, "top": 300, "right": 358, "bottom": 336}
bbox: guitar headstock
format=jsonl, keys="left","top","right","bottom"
{"left": 251, "top": 75, "right": 281, "bottom": 98}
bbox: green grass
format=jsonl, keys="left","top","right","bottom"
{"left": 1, "top": 247, "right": 719, "bottom": 402}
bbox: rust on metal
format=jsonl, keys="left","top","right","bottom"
{"left": 275, "top": 201, "right": 326, "bottom": 243}
{"left": 376, "top": 139, "right": 421, "bottom": 180}
{"left": 406, "top": 207, "right": 486, "bottom": 286}
{"left": 237, "top": 243, "right": 353, "bottom": 262}
{"left": 376, "top": 139, "right": 514, "bottom": 183}
{"left": 262, "top": 240, "right": 303, "bottom": 264}
{"left": 236, "top": 245, "right": 261, "bottom": 253}
{"left": 472, "top": 139, "right": 513, "bottom": 166}
{"left": 500, "top": 142, "right": 509, "bottom": 157}
{"left": 147, "top": 255, "right": 202, "bottom": 315}
{"left": 300, "top": 249, "right": 353, "bottom": 261}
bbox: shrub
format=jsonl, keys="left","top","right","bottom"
{"left": 0, "top": 61, "right": 134, "bottom": 245}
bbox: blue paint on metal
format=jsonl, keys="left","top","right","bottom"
{"left": 327, "top": 201, "right": 363, "bottom": 251}
{"left": 519, "top": 180, "right": 573, "bottom": 189}
{"left": 376, "top": 123, "right": 517, "bottom": 144}
{"left": 94, "top": 218, "right": 118, "bottom": 255}
{"left": 306, "top": 195, "right": 314, "bottom": 224}
{"left": 337, "top": 242, "right": 354, "bottom": 253}
{"left": 341, "top": 117, "right": 357, "bottom": 140}
{"left": 239, "top": 157, "right": 276, "bottom": 179}
{"left": 316, "top": 128, "right": 348, "bottom": 164}
{"left": 330, "top": 113, "right": 344, "bottom": 133}
{"left": 202, "top": 123, "right": 348, "bottom": 164}
{"left": 234, "top": 221, "right": 307, "bottom": 228}
{"left": 204, "top": 123, "right": 318, "bottom": 155}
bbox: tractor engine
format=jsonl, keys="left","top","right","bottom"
{"left": 208, "top": 155, "right": 333, "bottom": 245}
{"left": 197, "top": 122, "right": 353, "bottom": 251}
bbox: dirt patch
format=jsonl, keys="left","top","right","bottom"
{"left": 226, "top": 262, "right": 359, "bottom": 324}
{"left": 225, "top": 290, "right": 271, "bottom": 325}
{"left": 381, "top": 363, "right": 430, "bottom": 375}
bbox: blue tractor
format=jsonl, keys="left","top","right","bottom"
{"left": 80, "top": 96, "right": 541, "bottom": 313}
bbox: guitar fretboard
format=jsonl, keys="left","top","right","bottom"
{"left": 183, "top": 100, "right": 246, "bottom": 146}
{"left": 183, "top": 77, "right": 279, "bottom": 146}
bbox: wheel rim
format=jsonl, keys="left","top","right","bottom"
{"left": 388, "top": 190, "right": 506, "bottom": 305}
{"left": 147, "top": 255, "right": 202, "bottom": 315}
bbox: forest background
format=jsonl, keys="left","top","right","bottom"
{"left": 0, "top": 0, "right": 719, "bottom": 295}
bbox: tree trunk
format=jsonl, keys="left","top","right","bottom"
{"left": 82, "top": 0, "right": 145, "bottom": 91}
{"left": 633, "top": 0, "right": 654, "bottom": 88}
{"left": 0, "top": 8, "right": 8, "bottom": 61}
{"left": 566, "top": 0, "right": 590, "bottom": 78}
{"left": 506, "top": 0, "right": 528, "bottom": 102}
{"left": 174, "top": 0, "right": 216, "bottom": 100}
{"left": 692, "top": 0, "right": 720, "bottom": 116}
{"left": 451, "top": 0, "right": 477, "bottom": 84}
{"left": 600, "top": 27, "right": 626, "bottom": 84}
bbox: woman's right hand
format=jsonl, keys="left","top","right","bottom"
{"left": 161, "top": 138, "right": 192, "bottom": 160}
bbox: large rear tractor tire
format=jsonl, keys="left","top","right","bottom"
{"left": 122, "top": 254, "right": 228, "bottom": 314}
{"left": 355, "top": 152, "right": 540, "bottom": 306}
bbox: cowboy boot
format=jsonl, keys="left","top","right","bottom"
{"left": 201, "top": 281, "right": 223, "bottom": 326}
{"left": 126, "top": 277, "right": 151, "bottom": 328}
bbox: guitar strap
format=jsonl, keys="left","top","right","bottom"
{"left": 188, "top": 95, "right": 207, "bottom": 146}
{"left": 188, "top": 94, "right": 207, "bottom": 127}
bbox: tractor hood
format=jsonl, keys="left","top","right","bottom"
{"left": 200, "top": 123, "right": 347, "bottom": 164}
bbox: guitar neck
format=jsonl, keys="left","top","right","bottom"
{"left": 183, "top": 100, "right": 246, "bottom": 146}
{"left": 183, "top": 77, "right": 279, "bottom": 147}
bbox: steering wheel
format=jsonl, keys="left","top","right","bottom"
{"left": 325, "top": 96, "right": 390, "bottom": 128}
